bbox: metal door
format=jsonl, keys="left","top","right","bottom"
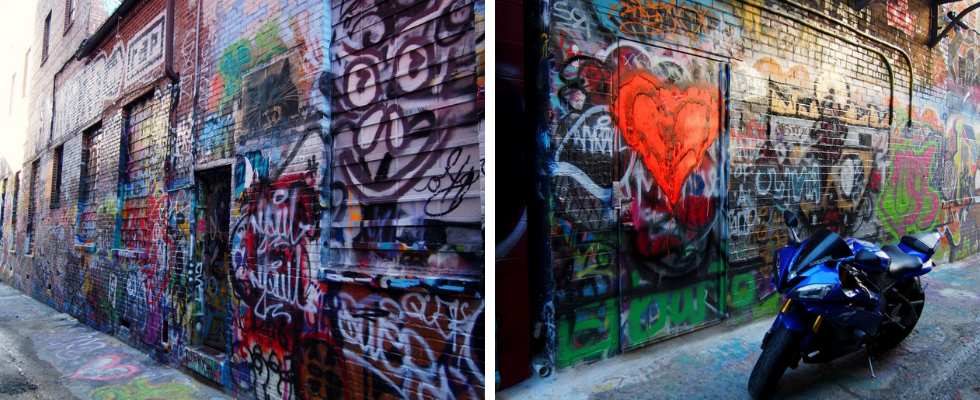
{"left": 195, "top": 167, "right": 232, "bottom": 351}
{"left": 615, "top": 41, "right": 729, "bottom": 351}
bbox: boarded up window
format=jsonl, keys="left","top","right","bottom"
{"left": 77, "top": 124, "right": 101, "bottom": 244}
{"left": 9, "top": 171, "right": 18, "bottom": 251}
{"left": 26, "top": 160, "right": 38, "bottom": 254}
{"left": 42, "top": 13, "right": 50, "bottom": 61}
{"left": 50, "top": 145, "right": 63, "bottom": 207}
{"left": 119, "top": 97, "right": 154, "bottom": 252}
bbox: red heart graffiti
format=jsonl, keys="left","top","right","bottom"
{"left": 615, "top": 74, "right": 720, "bottom": 206}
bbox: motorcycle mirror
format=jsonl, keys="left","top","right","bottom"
{"left": 783, "top": 210, "right": 799, "bottom": 228}
{"left": 782, "top": 210, "right": 801, "bottom": 247}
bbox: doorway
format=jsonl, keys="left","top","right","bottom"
{"left": 614, "top": 40, "right": 729, "bottom": 351}
{"left": 194, "top": 167, "right": 232, "bottom": 351}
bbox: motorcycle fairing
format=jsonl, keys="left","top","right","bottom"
{"left": 771, "top": 246, "right": 798, "bottom": 287}
{"left": 845, "top": 238, "right": 889, "bottom": 272}
{"left": 900, "top": 260, "right": 933, "bottom": 281}
{"left": 772, "top": 307, "right": 812, "bottom": 333}
{"left": 807, "top": 305, "right": 881, "bottom": 336}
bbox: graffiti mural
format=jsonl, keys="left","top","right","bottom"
{"left": 539, "top": 0, "right": 938, "bottom": 371}
{"left": 614, "top": 43, "right": 727, "bottom": 349}
{"left": 603, "top": 0, "right": 742, "bottom": 55}
{"left": 330, "top": 0, "right": 483, "bottom": 274}
{"left": 3, "top": 0, "right": 485, "bottom": 398}
{"left": 547, "top": 3, "right": 732, "bottom": 363}
{"left": 322, "top": 284, "right": 485, "bottom": 398}
{"left": 887, "top": 0, "right": 916, "bottom": 37}
{"left": 89, "top": 377, "right": 198, "bottom": 400}
{"left": 70, "top": 355, "right": 141, "bottom": 381}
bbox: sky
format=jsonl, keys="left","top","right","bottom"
{"left": 0, "top": 0, "right": 38, "bottom": 172}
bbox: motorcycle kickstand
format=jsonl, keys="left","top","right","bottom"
{"left": 867, "top": 349, "right": 876, "bottom": 378}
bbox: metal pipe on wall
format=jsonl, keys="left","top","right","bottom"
{"left": 164, "top": 0, "right": 178, "bottom": 83}
{"left": 781, "top": 0, "right": 915, "bottom": 127}
{"left": 190, "top": 0, "right": 202, "bottom": 162}
{"left": 734, "top": 0, "right": 902, "bottom": 127}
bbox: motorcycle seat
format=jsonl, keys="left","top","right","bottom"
{"left": 901, "top": 231, "right": 941, "bottom": 256}
{"left": 882, "top": 244, "right": 923, "bottom": 278}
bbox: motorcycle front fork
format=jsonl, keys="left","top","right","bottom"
{"left": 762, "top": 299, "right": 824, "bottom": 349}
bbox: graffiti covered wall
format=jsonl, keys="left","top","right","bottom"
{"left": 2, "top": 0, "right": 485, "bottom": 398}
{"left": 535, "top": 0, "right": 971, "bottom": 371}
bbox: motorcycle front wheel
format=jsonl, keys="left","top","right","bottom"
{"left": 748, "top": 324, "right": 801, "bottom": 399}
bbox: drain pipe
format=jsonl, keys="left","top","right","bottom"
{"left": 781, "top": 0, "right": 914, "bottom": 127}
{"left": 734, "top": 0, "right": 900, "bottom": 127}
{"left": 164, "top": 0, "right": 178, "bottom": 83}
{"left": 190, "top": 0, "right": 202, "bottom": 163}
{"left": 193, "top": 0, "right": 201, "bottom": 108}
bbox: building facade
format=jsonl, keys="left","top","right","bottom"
{"left": 497, "top": 0, "right": 980, "bottom": 390}
{"left": 0, "top": 0, "right": 486, "bottom": 398}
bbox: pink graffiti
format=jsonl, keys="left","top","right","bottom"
{"left": 70, "top": 355, "right": 140, "bottom": 381}
{"left": 881, "top": 143, "right": 940, "bottom": 236}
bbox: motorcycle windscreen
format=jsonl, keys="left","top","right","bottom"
{"left": 791, "top": 229, "right": 853, "bottom": 273}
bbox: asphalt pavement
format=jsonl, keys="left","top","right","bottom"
{"left": 0, "top": 283, "right": 229, "bottom": 399}
{"left": 499, "top": 254, "right": 980, "bottom": 399}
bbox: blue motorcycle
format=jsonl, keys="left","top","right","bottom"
{"left": 747, "top": 211, "right": 940, "bottom": 398}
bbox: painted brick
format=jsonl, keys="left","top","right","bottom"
{"left": 0, "top": 0, "right": 485, "bottom": 398}
{"left": 520, "top": 0, "right": 980, "bottom": 375}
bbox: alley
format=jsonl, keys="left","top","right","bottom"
{"left": 499, "top": 255, "right": 980, "bottom": 399}
{"left": 0, "top": 284, "right": 228, "bottom": 399}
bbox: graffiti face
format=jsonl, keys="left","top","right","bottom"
{"left": 243, "top": 58, "right": 300, "bottom": 132}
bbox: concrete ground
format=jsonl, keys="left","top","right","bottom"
{"left": 499, "top": 254, "right": 980, "bottom": 399}
{"left": 0, "top": 283, "right": 229, "bottom": 399}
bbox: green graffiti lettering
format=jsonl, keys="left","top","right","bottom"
{"left": 668, "top": 281, "right": 707, "bottom": 326}
{"left": 556, "top": 299, "right": 619, "bottom": 367}
{"left": 731, "top": 272, "right": 755, "bottom": 309}
{"left": 625, "top": 292, "right": 667, "bottom": 343}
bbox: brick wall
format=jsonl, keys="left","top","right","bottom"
{"left": 26, "top": 0, "right": 113, "bottom": 158}
{"left": 536, "top": 0, "right": 970, "bottom": 370}
{"left": 324, "top": 0, "right": 485, "bottom": 396}
{"left": 0, "top": 0, "right": 486, "bottom": 398}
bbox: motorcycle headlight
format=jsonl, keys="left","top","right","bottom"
{"left": 787, "top": 261, "right": 801, "bottom": 281}
{"left": 790, "top": 283, "right": 836, "bottom": 299}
